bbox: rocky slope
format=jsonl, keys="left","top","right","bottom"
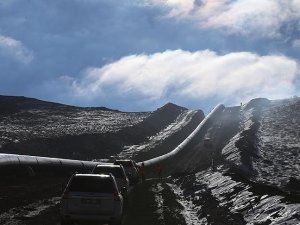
{"left": 166, "top": 97, "right": 300, "bottom": 225}
{"left": 0, "top": 95, "right": 204, "bottom": 160}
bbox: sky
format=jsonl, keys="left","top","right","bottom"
{"left": 0, "top": 0, "right": 300, "bottom": 112}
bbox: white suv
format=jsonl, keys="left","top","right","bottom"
{"left": 60, "top": 174, "right": 123, "bottom": 225}
{"left": 92, "top": 164, "right": 129, "bottom": 195}
{"left": 114, "top": 160, "right": 139, "bottom": 185}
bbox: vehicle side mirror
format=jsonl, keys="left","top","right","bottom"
{"left": 121, "top": 187, "right": 127, "bottom": 195}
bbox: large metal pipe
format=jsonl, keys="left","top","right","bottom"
{"left": 0, "top": 104, "right": 224, "bottom": 177}
{"left": 138, "top": 104, "right": 225, "bottom": 175}
{"left": 0, "top": 153, "right": 100, "bottom": 175}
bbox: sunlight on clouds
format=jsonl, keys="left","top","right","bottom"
{"left": 0, "top": 35, "right": 34, "bottom": 64}
{"left": 163, "top": 0, "right": 195, "bottom": 16}
{"left": 152, "top": 0, "right": 300, "bottom": 37}
{"left": 68, "top": 50, "right": 299, "bottom": 107}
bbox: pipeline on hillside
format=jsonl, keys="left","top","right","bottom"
{"left": 0, "top": 104, "right": 224, "bottom": 177}
{"left": 137, "top": 104, "right": 225, "bottom": 176}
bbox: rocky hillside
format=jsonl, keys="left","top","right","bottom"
{"left": 0, "top": 95, "right": 204, "bottom": 160}
{"left": 1, "top": 96, "right": 299, "bottom": 225}
{"left": 165, "top": 97, "right": 300, "bottom": 225}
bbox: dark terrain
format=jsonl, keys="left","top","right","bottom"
{"left": 0, "top": 95, "right": 299, "bottom": 225}
{"left": 0, "top": 95, "right": 203, "bottom": 160}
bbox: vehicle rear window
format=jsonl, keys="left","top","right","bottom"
{"left": 68, "top": 176, "right": 114, "bottom": 193}
{"left": 93, "top": 167, "right": 124, "bottom": 178}
{"left": 115, "top": 161, "right": 133, "bottom": 167}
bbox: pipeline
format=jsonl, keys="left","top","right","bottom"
{"left": 0, "top": 153, "right": 101, "bottom": 176}
{"left": 138, "top": 104, "right": 225, "bottom": 176}
{"left": 0, "top": 104, "right": 224, "bottom": 177}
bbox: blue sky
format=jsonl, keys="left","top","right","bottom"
{"left": 0, "top": 0, "right": 300, "bottom": 112}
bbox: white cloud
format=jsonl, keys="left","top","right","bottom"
{"left": 67, "top": 49, "right": 299, "bottom": 108}
{"left": 0, "top": 35, "right": 34, "bottom": 64}
{"left": 151, "top": 0, "right": 300, "bottom": 37}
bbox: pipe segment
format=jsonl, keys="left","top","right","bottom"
{"left": 137, "top": 104, "right": 225, "bottom": 175}
{"left": 0, "top": 153, "right": 100, "bottom": 175}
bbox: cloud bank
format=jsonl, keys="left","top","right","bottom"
{"left": 152, "top": 0, "right": 300, "bottom": 37}
{"left": 65, "top": 49, "right": 299, "bottom": 111}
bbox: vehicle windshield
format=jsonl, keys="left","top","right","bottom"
{"left": 68, "top": 176, "right": 114, "bottom": 193}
